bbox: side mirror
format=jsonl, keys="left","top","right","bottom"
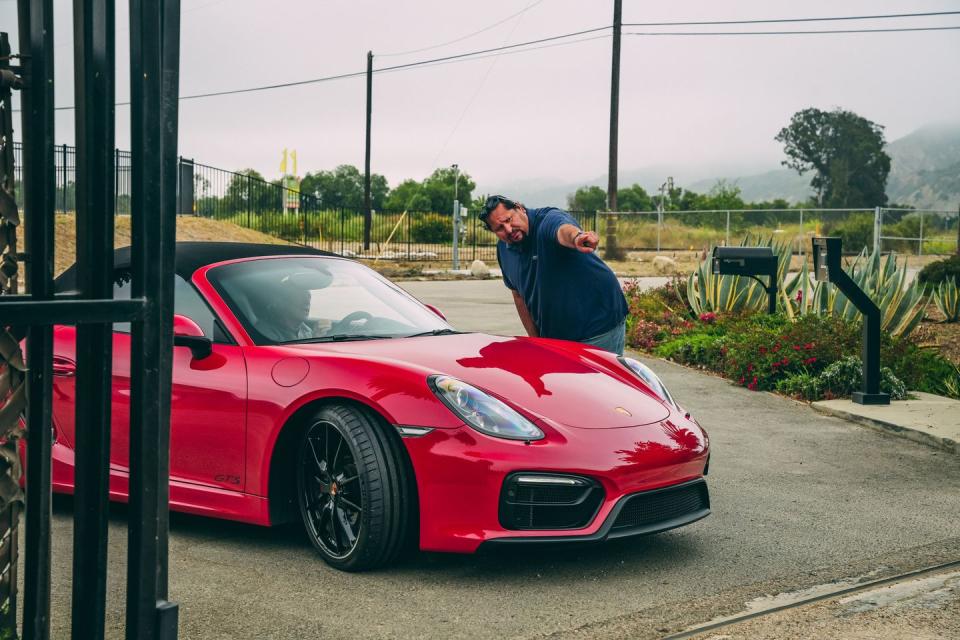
{"left": 173, "top": 314, "right": 212, "bottom": 360}
{"left": 424, "top": 304, "right": 446, "bottom": 321}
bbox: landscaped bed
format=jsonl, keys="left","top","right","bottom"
{"left": 624, "top": 244, "right": 960, "bottom": 402}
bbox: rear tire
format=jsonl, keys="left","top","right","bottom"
{"left": 296, "top": 403, "right": 413, "bottom": 571}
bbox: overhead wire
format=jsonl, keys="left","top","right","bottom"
{"left": 623, "top": 10, "right": 960, "bottom": 27}
{"left": 10, "top": 10, "right": 960, "bottom": 112}
{"left": 378, "top": 0, "right": 545, "bottom": 57}
{"left": 624, "top": 25, "right": 960, "bottom": 37}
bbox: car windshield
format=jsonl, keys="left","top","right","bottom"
{"left": 207, "top": 256, "right": 453, "bottom": 345}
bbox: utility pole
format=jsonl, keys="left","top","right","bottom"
{"left": 363, "top": 50, "right": 373, "bottom": 251}
{"left": 605, "top": 0, "right": 624, "bottom": 260}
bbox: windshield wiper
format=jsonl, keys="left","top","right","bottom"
{"left": 404, "top": 328, "right": 466, "bottom": 338}
{"left": 285, "top": 334, "right": 395, "bottom": 344}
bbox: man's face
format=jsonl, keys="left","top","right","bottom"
{"left": 486, "top": 205, "right": 529, "bottom": 244}
{"left": 275, "top": 287, "right": 311, "bottom": 329}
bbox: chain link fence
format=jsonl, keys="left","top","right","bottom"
{"left": 598, "top": 207, "right": 959, "bottom": 257}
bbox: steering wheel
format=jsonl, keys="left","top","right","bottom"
{"left": 332, "top": 310, "right": 373, "bottom": 333}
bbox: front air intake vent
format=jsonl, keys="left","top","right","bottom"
{"left": 499, "top": 473, "right": 604, "bottom": 531}
{"left": 611, "top": 479, "right": 710, "bottom": 533}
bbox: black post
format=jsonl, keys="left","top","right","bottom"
{"left": 363, "top": 50, "right": 372, "bottom": 251}
{"left": 17, "top": 1, "right": 56, "bottom": 638}
{"left": 70, "top": 0, "right": 116, "bottom": 636}
{"left": 812, "top": 237, "right": 889, "bottom": 405}
{"left": 126, "top": 0, "right": 181, "bottom": 637}
{"left": 605, "top": 0, "right": 623, "bottom": 260}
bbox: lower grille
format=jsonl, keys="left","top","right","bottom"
{"left": 499, "top": 473, "right": 604, "bottom": 531}
{"left": 611, "top": 480, "right": 710, "bottom": 532}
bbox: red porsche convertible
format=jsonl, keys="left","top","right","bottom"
{"left": 46, "top": 242, "right": 710, "bottom": 570}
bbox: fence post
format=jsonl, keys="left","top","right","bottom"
{"left": 60, "top": 144, "right": 67, "bottom": 213}
{"left": 918, "top": 211, "right": 924, "bottom": 256}
{"left": 725, "top": 210, "right": 730, "bottom": 246}
{"left": 873, "top": 206, "right": 881, "bottom": 254}
{"left": 246, "top": 174, "right": 252, "bottom": 228}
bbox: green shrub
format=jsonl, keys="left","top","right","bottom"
{"left": 720, "top": 314, "right": 858, "bottom": 391}
{"left": 654, "top": 333, "right": 725, "bottom": 368}
{"left": 816, "top": 356, "right": 908, "bottom": 400}
{"left": 821, "top": 212, "right": 874, "bottom": 254}
{"left": 943, "top": 365, "right": 960, "bottom": 399}
{"left": 882, "top": 339, "right": 957, "bottom": 396}
{"left": 410, "top": 213, "right": 452, "bottom": 243}
{"left": 776, "top": 372, "right": 821, "bottom": 401}
{"left": 918, "top": 255, "right": 960, "bottom": 286}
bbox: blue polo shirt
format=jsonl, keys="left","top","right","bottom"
{"left": 496, "top": 207, "right": 628, "bottom": 342}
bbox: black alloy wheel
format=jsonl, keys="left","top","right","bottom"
{"left": 297, "top": 404, "right": 414, "bottom": 571}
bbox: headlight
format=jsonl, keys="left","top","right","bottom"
{"left": 619, "top": 357, "right": 676, "bottom": 406}
{"left": 428, "top": 375, "right": 544, "bottom": 441}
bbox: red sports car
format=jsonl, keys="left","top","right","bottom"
{"left": 47, "top": 242, "right": 710, "bottom": 570}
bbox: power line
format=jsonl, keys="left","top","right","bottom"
{"left": 623, "top": 10, "right": 960, "bottom": 27}
{"left": 378, "top": 0, "right": 545, "bottom": 57}
{"left": 27, "top": 25, "right": 612, "bottom": 111}
{"left": 13, "top": 13, "right": 960, "bottom": 112}
{"left": 625, "top": 25, "right": 960, "bottom": 37}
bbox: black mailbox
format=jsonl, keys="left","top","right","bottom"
{"left": 811, "top": 237, "right": 889, "bottom": 406}
{"left": 712, "top": 246, "right": 778, "bottom": 314}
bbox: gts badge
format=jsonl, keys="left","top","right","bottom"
{"left": 215, "top": 474, "right": 241, "bottom": 485}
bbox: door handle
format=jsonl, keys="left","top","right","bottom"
{"left": 52, "top": 356, "right": 76, "bottom": 377}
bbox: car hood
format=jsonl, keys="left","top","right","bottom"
{"left": 285, "top": 333, "right": 672, "bottom": 429}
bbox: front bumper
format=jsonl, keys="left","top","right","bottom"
{"left": 479, "top": 478, "right": 710, "bottom": 549}
{"left": 402, "top": 418, "right": 710, "bottom": 553}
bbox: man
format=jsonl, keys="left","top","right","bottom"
{"left": 481, "top": 194, "right": 628, "bottom": 355}
{"left": 255, "top": 280, "right": 316, "bottom": 342}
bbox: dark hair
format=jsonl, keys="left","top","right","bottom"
{"left": 479, "top": 195, "right": 518, "bottom": 226}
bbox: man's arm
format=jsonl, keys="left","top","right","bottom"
{"left": 556, "top": 223, "right": 598, "bottom": 253}
{"left": 511, "top": 289, "right": 539, "bottom": 337}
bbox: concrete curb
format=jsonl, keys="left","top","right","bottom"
{"left": 811, "top": 399, "right": 958, "bottom": 455}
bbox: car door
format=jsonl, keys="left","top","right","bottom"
{"left": 106, "top": 270, "right": 248, "bottom": 491}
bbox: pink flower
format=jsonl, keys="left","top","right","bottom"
{"left": 699, "top": 312, "right": 717, "bottom": 324}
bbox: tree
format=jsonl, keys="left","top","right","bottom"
{"left": 421, "top": 167, "right": 475, "bottom": 214}
{"left": 775, "top": 108, "right": 891, "bottom": 208}
{"left": 300, "top": 164, "right": 388, "bottom": 210}
{"left": 616, "top": 184, "right": 653, "bottom": 211}
{"left": 567, "top": 186, "right": 606, "bottom": 211}
{"left": 225, "top": 169, "right": 275, "bottom": 213}
{"left": 383, "top": 167, "right": 475, "bottom": 213}
{"left": 384, "top": 179, "right": 431, "bottom": 211}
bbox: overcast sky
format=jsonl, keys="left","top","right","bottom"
{"left": 4, "top": 0, "right": 960, "bottom": 193}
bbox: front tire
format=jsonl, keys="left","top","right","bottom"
{"left": 296, "top": 404, "right": 413, "bottom": 571}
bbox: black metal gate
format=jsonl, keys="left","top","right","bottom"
{"left": 0, "top": 0, "right": 182, "bottom": 638}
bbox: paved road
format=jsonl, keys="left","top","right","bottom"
{"left": 34, "top": 279, "right": 960, "bottom": 639}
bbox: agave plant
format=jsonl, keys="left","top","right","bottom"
{"left": 684, "top": 238, "right": 927, "bottom": 338}
{"left": 933, "top": 277, "right": 959, "bottom": 323}
{"left": 683, "top": 235, "right": 796, "bottom": 316}
{"left": 806, "top": 248, "right": 927, "bottom": 337}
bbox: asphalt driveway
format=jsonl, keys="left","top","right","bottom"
{"left": 31, "top": 278, "right": 960, "bottom": 639}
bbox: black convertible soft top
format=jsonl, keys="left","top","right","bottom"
{"left": 55, "top": 241, "right": 337, "bottom": 292}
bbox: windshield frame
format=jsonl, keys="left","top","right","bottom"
{"left": 198, "top": 255, "right": 455, "bottom": 346}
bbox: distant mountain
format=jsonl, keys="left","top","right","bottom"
{"left": 686, "top": 123, "right": 960, "bottom": 209}
{"left": 489, "top": 162, "right": 769, "bottom": 210}
{"left": 886, "top": 123, "right": 960, "bottom": 210}
{"left": 491, "top": 123, "right": 960, "bottom": 211}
